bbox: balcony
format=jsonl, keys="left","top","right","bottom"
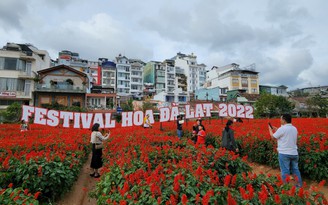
{"left": 131, "top": 82, "right": 143, "bottom": 86}
{"left": 20, "top": 53, "right": 35, "bottom": 61}
{"left": 117, "top": 84, "right": 129, "bottom": 89}
{"left": 18, "top": 71, "right": 33, "bottom": 79}
{"left": 35, "top": 83, "right": 86, "bottom": 93}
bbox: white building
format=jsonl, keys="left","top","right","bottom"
{"left": 129, "top": 59, "right": 145, "bottom": 99}
{"left": 259, "top": 85, "right": 288, "bottom": 96}
{"left": 115, "top": 54, "right": 131, "bottom": 97}
{"left": 101, "top": 60, "right": 116, "bottom": 93}
{"left": 150, "top": 59, "right": 189, "bottom": 103}
{"left": 163, "top": 59, "right": 176, "bottom": 93}
{"left": 88, "top": 60, "right": 99, "bottom": 85}
{"left": 205, "top": 63, "right": 259, "bottom": 94}
{"left": 172, "top": 52, "right": 206, "bottom": 94}
{"left": 0, "top": 43, "right": 51, "bottom": 110}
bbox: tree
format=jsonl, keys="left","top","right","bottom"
{"left": 254, "top": 93, "right": 294, "bottom": 118}
{"left": 121, "top": 99, "right": 134, "bottom": 111}
{"left": 306, "top": 94, "right": 328, "bottom": 117}
{"left": 142, "top": 101, "right": 156, "bottom": 112}
{"left": 3, "top": 102, "right": 22, "bottom": 123}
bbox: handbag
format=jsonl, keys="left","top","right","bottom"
{"left": 95, "top": 144, "right": 103, "bottom": 149}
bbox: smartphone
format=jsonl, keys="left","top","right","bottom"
{"left": 268, "top": 123, "right": 273, "bottom": 129}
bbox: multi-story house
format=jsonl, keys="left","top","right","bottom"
{"left": 289, "top": 86, "right": 328, "bottom": 97}
{"left": 206, "top": 63, "right": 259, "bottom": 95}
{"left": 171, "top": 52, "right": 207, "bottom": 94}
{"left": 259, "top": 85, "right": 288, "bottom": 96}
{"left": 34, "top": 65, "right": 88, "bottom": 107}
{"left": 129, "top": 59, "right": 145, "bottom": 100}
{"left": 85, "top": 59, "right": 117, "bottom": 110}
{"left": 88, "top": 60, "right": 100, "bottom": 85}
{"left": 0, "top": 43, "right": 51, "bottom": 110}
{"left": 115, "top": 54, "right": 131, "bottom": 100}
{"left": 163, "top": 59, "right": 175, "bottom": 93}
{"left": 143, "top": 61, "right": 164, "bottom": 94}
{"left": 144, "top": 60, "right": 188, "bottom": 103}
{"left": 101, "top": 60, "right": 116, "bottom": 93}
{"left": 55, "top": 50, "right": 93, "bottom": 93}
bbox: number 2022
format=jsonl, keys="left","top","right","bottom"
{"left": 218, "top": 103, "right": 254, "bottom": 119}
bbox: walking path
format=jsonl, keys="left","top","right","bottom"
{"left": 250, "top": 162, "right": 328, "bottom": 199}
{"left": 56, "top": 154, "right": 97, "bottom": 205}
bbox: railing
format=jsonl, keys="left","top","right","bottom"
{"left": 35, "top": 84, "right": 86, "bottom": 93}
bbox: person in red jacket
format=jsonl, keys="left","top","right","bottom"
{"left": 197, "top": 125, "right": 206, "bottom": 145}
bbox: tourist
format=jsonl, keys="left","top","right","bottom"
{"left": 20, "top": 120, "right": 29, "bottom": 132}
{"left": 221, "top": 120, "right": 239, "bottom": 152}
{"left": 269, "top": 114, "right": 302, "bottom": 187}
{"left": 177, "top": 115, "right": 183, "bottom": 139}
{"left": 143, "top": 114, "right": 152, "bottom": 128}
{"left": 192, "top": 118, "right": 205, "bottom": 143}
{"left": 90, "top": 123, "right": 110, "bottom": 178}
{"left": 196, "top": 125, "right": 206, "bottom": 145}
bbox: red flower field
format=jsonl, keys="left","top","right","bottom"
{"left": 1, "top": 118, "right": 328, "bottom": 204}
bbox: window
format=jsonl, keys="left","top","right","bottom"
{"left": 0, "top": 78, "right": 25, "bottom": 91}
{"left": 241, "top": 78, "right": 248, "bottom": 87}
{"left": 4, "top": 58, "right": 18, "bottom": 70}
{"left": 232, "top": 78, "right": 239, "bottom": 83}
{"left": 251, "top": 79, "right": 257, "bottom": 84}
{"left": 0, "top": 57, "right": 23, "bottom": 70}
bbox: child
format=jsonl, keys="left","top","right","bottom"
{"left": 196, "top": 125, "right": 206, "bottom": 145}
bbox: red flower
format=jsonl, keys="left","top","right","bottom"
{"left": 195, "top": 194, "right": 201, "bottom": 203}
{"left": 34, "top": 191, "right": 41, "bottom": 199}
{"left": 227, "top": 191, "right": 237, "bottom": 205}
{"left": 181, "top": 194, "right": 188, "bottom": 205}
{"left": 274, "top": 194, "right": 281, "bottom": 204}
{"left": 224, "top": 175, "right": 232, "bottom": 187}
{"left": 119, "top": 200, "right": 127, "bottom": 205}
{"left": 24, "top": 189, "right": 29, "bottom": 195}
{"left": 298, "top": 188, "right": 304, "bottom": 198}
{"left": 319, "top": 180, "right": 326, "bottom": 187}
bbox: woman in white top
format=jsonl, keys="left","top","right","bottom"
{"left": 90, "top": 123, "right": 110, "bottom": 178}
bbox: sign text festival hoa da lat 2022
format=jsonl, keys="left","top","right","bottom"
{"left": 21, "top": 103, "right": 254, "bottom": 129}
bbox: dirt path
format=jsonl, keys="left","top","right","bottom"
{"left": 249, "top": 162, "right": 328, "bottom": 199}
{"left": 56, "top": 154, "right": 97, "bottom": 205}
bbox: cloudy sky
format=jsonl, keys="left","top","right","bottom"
{"left": 0, "top": 0, "right": 327, "bottom": 90}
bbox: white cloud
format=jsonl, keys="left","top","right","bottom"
{"left": 0, "top": 0, "right": 327, "bottom": 90}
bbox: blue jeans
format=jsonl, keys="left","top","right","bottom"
{"left": 177, "top": 130, "right": 183, "bottom": 139}
{"left": 278, "top": 153, "right": 302, "bottom": 187}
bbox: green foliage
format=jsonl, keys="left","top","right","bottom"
{"left": 254, "top": 93, "right": 294, "bottom": 118}
{"left": 0, "top": 186, "right": 40, "bottom": 205}
{"left": 121, "top": 99, "right": 134, "bottom": 111}
{"left": 4, "top": 151, "right": 88, "bottom": 203}
{"left": 142, "top": 101, "right": 156, "bottom": 112}
{"left": 41, "top": 102, "right": 86, "bottom": 112}
{"left": 115, "top": 114, "right": 122, "bottom": 123}
{"left": 306, "top": 94, "right": 328, "bottom": 117}
{"left": 3, "top": 102, "right": 22, "bottom": 123}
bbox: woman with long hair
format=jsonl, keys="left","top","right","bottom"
{"left": 90, "top": 123, "right": 110, "bottom": 178}
{"left": 221, "top": 120, "right": 239, "bottom": 152}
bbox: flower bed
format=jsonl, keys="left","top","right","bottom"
{"left": 1, "top": 118, "right": 327, "bottom": 204}
{"left": 0, "top": 124, "right": 90, "bottom": 203}
{"left": 92, "top": 122, "right": 327, "bottom": 204}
